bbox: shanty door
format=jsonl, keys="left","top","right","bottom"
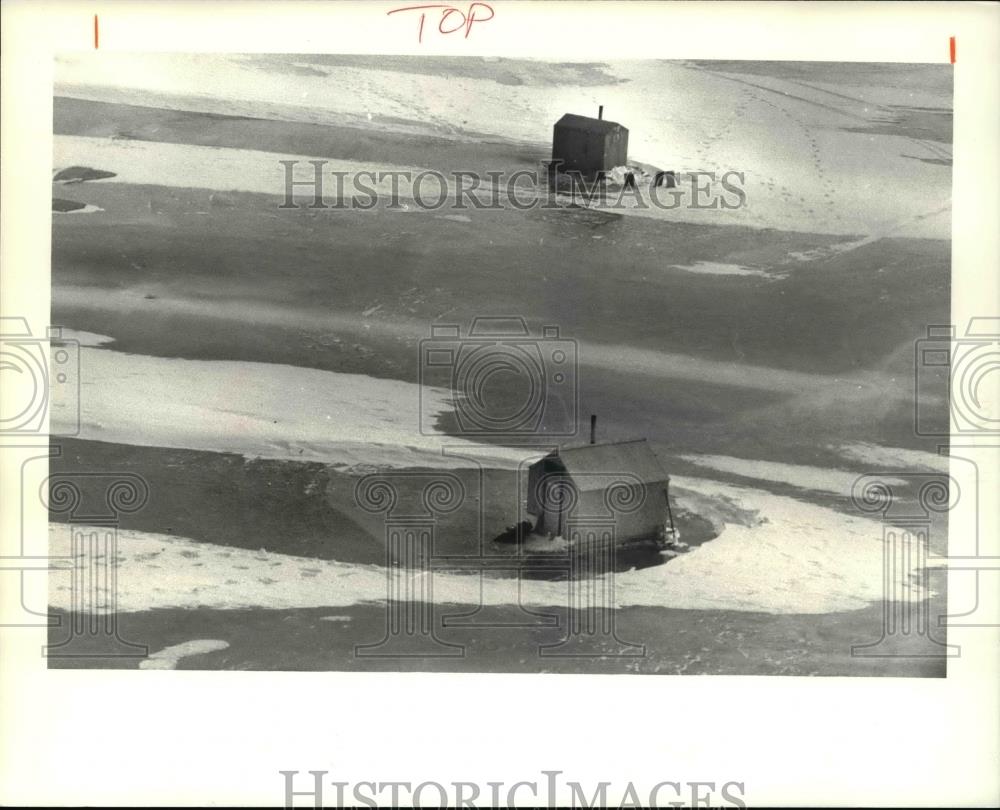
{"left": 540, "top": 476, "right": 572, "bottom": 538}
{"left": 604, "top": 130, "right": 625, "bottom": 170}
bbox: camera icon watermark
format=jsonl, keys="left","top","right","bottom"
{"left": 2, "top": 446, "right": 148, "bottom": 658}
{"left": 522, "top": 467, "right": 651, "bottom": 658}
{"left": 418, "top": 317, "right": 578, "bottom": 438}
{"left": 350, "top": 451, "right": 671, "bottom": 661}
{"left": 44, "top": 467, "right": 150, "bottom": 659}
{"left": 850, "top": 472, "right": 958, "bottom": 659}
{"left": 0, "top": 317, "right": 79, "bottom": 439}
{"left": 915, "top": 317, "right": 1000, "bottom": 436}
{"left": 353, "top": 471, "right": 467, "bottom": 658}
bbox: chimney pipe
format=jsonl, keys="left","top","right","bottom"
{"left": 590, "top": 414, "right": 597, "bottom": 445}
{"left": 598, "top": 105, "right": 604, "bottom": 120}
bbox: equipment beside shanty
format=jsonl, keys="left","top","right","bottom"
{"left": 549, "top": 106, "right": 677, "bottom": 195}
{"left": 494, "top": 416, "right": 685, "bottom": 559}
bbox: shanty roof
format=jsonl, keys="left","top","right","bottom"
{"left": 538, "top": 439, "right": 669, "bottom": 492}
{"left": 554, "top": 113, "right": 626, "bottom": 135}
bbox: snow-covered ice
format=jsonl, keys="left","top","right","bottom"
{"left": 669, "top": 261, "right": 779, "bottom": 279}
{"left": 47, "top": 475, "right": 937, "bottom": 616}
{"left": 55, "top": 55, "right": 951, "bottom": 238}
{"left": 138, "top": 639, "right": 229, "bottom": 670}
{"left": 51, "top": 344, "right": 538, "bottom": 470}
{"left": 55, "top": 328, "right": 116, "bottom": 347}
{"left": 680, "top": 454, "right": 908, "bottom": 497}
{"left": 833, "top": 442, "right": 951, "bottom": 474}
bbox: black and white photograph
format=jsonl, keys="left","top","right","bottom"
{"left": 44, "top": 51, "right": 958, "bottom": 676}
{"left": 1, "top": 2, "right": 998, "bottom": 807}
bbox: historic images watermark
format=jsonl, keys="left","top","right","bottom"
{"left": 914, "top": 318, "right": 1000, "bottom": 436}
{"left": 278, "top": 161, "right": 747, "bottom": 213}
{"left": 280, "top": 769, "right": 748, "bottom": 808}
{"left": 418, "top": 317, "right": 578, "bottom": 439}
{"left": 353, "top": 470, "right": 467, "bottom": 659}
{"left": 850, "top": 317, "right": 1000, "bottom": 658}
{"left": 351, "top": 464, "right": 657, "bottom": 660}
{"left": 353, "top": 315, "right": 680, "bottom": 660}
{"left": 3, "top": 447, "right": 151, "bottom": 659}
{"left": 0, "top": 316, "right": 79, "bottom": 438}
{"left": 1, "top": 318, "right": 78, "bottom": 638}
{"left": 0, "top": 317, "right": 148, "bottom": 657}
{"left": 42, "top": 463, "right": 150, "bottom": 658}
{"left": 850, "top": 472, "right": 957, "bottom": 658}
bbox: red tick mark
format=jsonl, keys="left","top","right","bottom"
{"left": 94, "top": 14, "right": 99, "bottom": 49}
{"left": 949, "top": 36, "right": 956, "bottom": 64}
